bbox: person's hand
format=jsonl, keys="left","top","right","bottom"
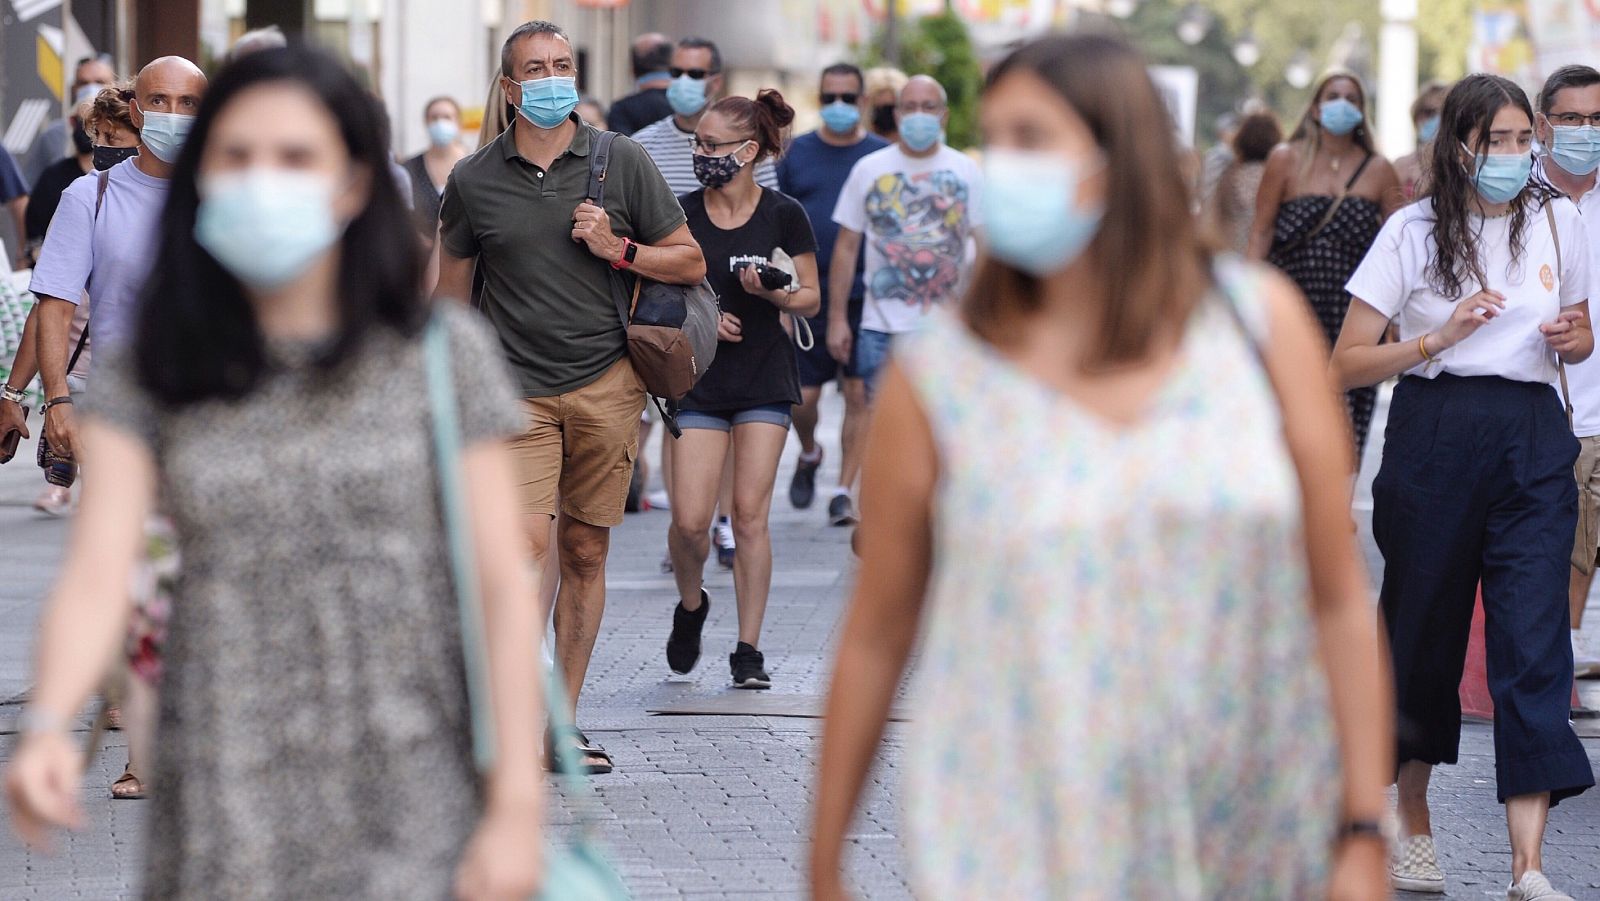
{"left": 453, "top": 802, "right": 543, "bottom": 901}
{"left": 570, "top": 201, "right": 623, "bottom": 263}
{"left": 1432, "top": 289, "right": 1505, "bottom": 350}
{"left": 5, "top": 730, "right": 85, "bottom": 851}
{"left": 718, "top": 311, "right": 744, "bottom": 343}
{"left": 43, "top": 403, "right": 77, "bottom": 460}
{"left": 0, "top": 398, "right": 28, "bottom": 441}
{"left": 738, "top": 264, "right": 789, "bottom": 307}
{"left": 1326, "top": 836, "right": 1388, "bottom": 901}
{"left": 827, "top": 321, "right": 852, "bottom": 365}
{"left": 1541, "top": 309, "right": 1588, "bottom": 359}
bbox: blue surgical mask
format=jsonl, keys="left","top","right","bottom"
{"left": 195, "top": 169, "right": 344, "bottom": 290}
{"left": 1318, "top": 98, "right": 1363, "bottom": 136}
{"left": 427, "top": 119, "right": 459, "bottom": 148}
{"left": 1549, "top": 124, "right": 1600, "bottom": 176}
{"left": 899, "top": 112, "right": 942, "bottom": 152}
{"left": 819, "top": 101, "right": 861, "bottom": 135}
{"left": 140, "top": 109, "right": 196, "bottom": 164}
{"left": 981, "top": 148, "right": 1104, "bottom": 277}
{"left": 515, "top": 76, "right": 579, "bottom": 129}
{"left": 1465, "top": 146, "right": 1533, "bottom": 204}
{"left": 1419, "top": 115, "right": 1440, "bottom": 143}
{"left": 667, "top": 75, "right": 709, "bottom": 117}
{"left": 638, "top": 71, "right": 670, "bottom": 90}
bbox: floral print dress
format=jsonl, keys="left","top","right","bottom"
{"left": 893, "top": 265, "right": 1341, "bottom": 899}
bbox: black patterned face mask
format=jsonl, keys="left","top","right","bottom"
{"left": 92, "top": 144, "right": 139, "bottom": 171}
{"left": 692, "top": 143, "right": 750, "bottom": 189}
{"left": 72, "top": 123, "right": 93, "bottom": 155}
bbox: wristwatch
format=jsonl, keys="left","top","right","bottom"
{"left": 0, "top": 385, "right": 24, "bottom": 406}
{"left": 610, "top": 237, "right": 638, "bottom": 271}
{"left": 40, "top": 395, "right": 73, "bottom": 414}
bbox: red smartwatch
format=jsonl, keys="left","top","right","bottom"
{"left": 611, "top": 237, "right": 638, "bottom": 271}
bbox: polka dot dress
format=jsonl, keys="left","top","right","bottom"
{"left": 1270, "top": 193, "right": 1384, "bottom": 455}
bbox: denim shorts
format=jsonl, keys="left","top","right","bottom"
{"left": 677, "top": 402, "right": 793, "bottom": 432}
{"left": 855, "top": 328, "right": 896, "bottom": 401}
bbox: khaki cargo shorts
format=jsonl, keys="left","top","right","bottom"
{"left": 512, "top": 356, "right": 647, "bottom": 528}
{"left": 1573, "top": 435, "right": 1600, "bottom": 575}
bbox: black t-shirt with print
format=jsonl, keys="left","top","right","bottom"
{"left": 680, "top": 187, "right": 818, "bottom": 412}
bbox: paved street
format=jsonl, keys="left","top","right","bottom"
{"left": 2, "top": 387, "right": 1599, "bottom": 899}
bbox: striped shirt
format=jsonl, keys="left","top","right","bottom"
{"left": 631, "top": 115, "right": 779, "bottom": 197}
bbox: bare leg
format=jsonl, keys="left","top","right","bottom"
{"left": 1397, "top": 760, "right": 1434, "bottom": 837}
{"left": 717, "top": 446, "right": 736, "bottom": 521}
{"left": 551, "top": 514, "right": 611, "bottom": 717}
{"left": 837, "top": 377, "right": 868, "bottom": 493}
{"left": 1570, "top": 564, "right": 1594, "bottom": 630}
{"left": 660, "top": 425, "right": 674, "bottom": 501}
{"left": 792, "top": 385, "right": 823, "bottom": 456}
{"left": 668, "top": 429, "right": 729, "bottom": 608}
{"left": 538, "top": 515, "right": 559, "bottom": 615}
{"left": 123, "top": 676, "right": 157, "bottom": 790}
{"left": 525, "top": 513, "right": 556, "bottom": 617}
{"left": 730, "top": 423, "right": 787, "bottom": 646}
{"left": 1507, "top": 792, "right": 1551, "bottom": 883}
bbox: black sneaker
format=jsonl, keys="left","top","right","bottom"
{"left": 827, "top": 494, "right": 858, "bottom": 527}
{"left": 666, "top": 590, "right": 710, "bottom": 675}
{"left": 789, "top": 450, "right": 822, "bottom": 509}
{"left": 730, "top": 642, "right": 771, "bottom": 689}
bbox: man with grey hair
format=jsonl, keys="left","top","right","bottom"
{"left": 229, "top": 25, "right": 288, "bottom": 60}
{"left": 823, "top": 73, "right": 981, "bottom": 525}
{"left": 22, "top": 55, "right": 117, "bottom": 187}
{"left": 607, "top": 32, "right": 674, "bottom": 136}
{"left": 630, "top": 36, "right": 778, "bottom": 195}
{"left": 434, "top": 20, "right": 705, "bottom": 774}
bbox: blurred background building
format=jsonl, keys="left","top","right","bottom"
{"left": 0, "top": 1, "right": 1596, "bottom": 170}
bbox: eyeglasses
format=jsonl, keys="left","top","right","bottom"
{"left": 820, "top": 92, "right": 860, "bottom": 106}
{"left": 1548, "top": 112, "right": 1600, "bottom": 127}
{"left": 897, "top": 100, "right": 946, "bottom": 114}
{"left": 670, "top": 67, "right": 718, "bottom": 80}
{"left": 690, "top": 136, "right": 751, "bottom": 154}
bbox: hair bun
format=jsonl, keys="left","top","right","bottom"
{"left": 755, "top": 88, "right": 796, "bottom": 129}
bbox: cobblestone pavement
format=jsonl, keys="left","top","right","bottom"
{"left": 2, "top": 388, "right": 1598, "bottom": 899}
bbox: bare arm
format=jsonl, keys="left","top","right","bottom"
{"left": 1261, "top": 273, "right": 1393, "bottom": 812}
{"left": 810, "top": 361, "right": 935, "bottom": 898}
{"left": 827, "top": 229, "right": 863, "bottom": 365}
{"left": 1245, "top": 145, "right": 1293, "bottom": 260}
{"left": 34, "top": 297, "right": 79, "bottom": 457}
{"left": 6, "top": 302, "right": 43, "bottom": 392}
{"left": 571, "top": 203, "right": 707, "bottom": 286}
{"left": 28, "top": 420, "right": 153, "bottom": 719}
{"left": 1369, "top": 158, "right": 1406, "bottom": 219}
{"left": 7, "top": 196, "right": 27, "bottom": 268}
{"left": 432, "top": 250, "right": 476, "bottom": 306}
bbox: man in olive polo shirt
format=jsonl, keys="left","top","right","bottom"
{"left": 435, "top": 20, "right": 706, "bottom": 773}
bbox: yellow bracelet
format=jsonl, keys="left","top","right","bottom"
{"left": 1418, "top": 334, "right": 1436, "bottom": 363}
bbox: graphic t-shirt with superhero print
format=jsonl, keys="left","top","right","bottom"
{"left": 832, "top": 143, "right": 983, "bottom": 334}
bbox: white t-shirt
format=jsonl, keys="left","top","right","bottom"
{"left": 1540, "top": 160, "right": 1600, "bottom": 437}
{"left": 1345, "top": 196, "right": 1588, "bottom": 386}
{"left": 832, "top": 144, "right": 983, "bottom": 334}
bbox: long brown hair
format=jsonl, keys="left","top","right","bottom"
{"left": 965, "top": 33, "right": 1210, "bottom": 368}
{"left": 1290, "top": 68, "right": 1378, "bottom": 182}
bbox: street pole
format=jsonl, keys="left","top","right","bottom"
{"left": 1378, "top": 0, "right": 1419, "bottom": 157}
{"left": 885, "top": 0, "right": 900, "bottom": 66}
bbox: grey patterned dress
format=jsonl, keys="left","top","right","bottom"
{"left": 86, "top": 305, "right": 524, "bottom": 900}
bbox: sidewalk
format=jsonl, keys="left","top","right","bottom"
{"left": 1, "top": 393, "right": 1598, "bottom": 899}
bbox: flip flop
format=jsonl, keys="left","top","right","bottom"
{"left": 544, "top": 728, "right": 614, "bottom": 776}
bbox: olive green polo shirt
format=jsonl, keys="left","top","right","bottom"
{"left": 439, "top": 116, "right": 687, "bottom": 396}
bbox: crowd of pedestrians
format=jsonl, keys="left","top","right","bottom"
{"left": 0, "top": 14, "right": 1596, "bottom": 901}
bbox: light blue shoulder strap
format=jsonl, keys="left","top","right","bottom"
{"left": 424, "top": 315, "right": 590, "bottom": 782}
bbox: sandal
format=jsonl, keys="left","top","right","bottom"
{"left": 545, "top": 728, "right": 614, "bottom": 776}
{"left": 111, "top": 767, "right": 147, "bottom": 800}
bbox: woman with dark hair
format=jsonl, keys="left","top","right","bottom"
{"left": 4, "top": 46, "right": 545, "bottom": 900}
{"left": 1250, "top": 69, "right": 1402, "bottom": 458}
{"left": 663, "top": 89, "right": 820, "bottom": 690}
{"left": 1335, "top": 74, "right": 1596, "bottom": 900}
{"left": 811, "top": 33, "right": 1392, "bottom": 898}
{"left": 1206, "top": 109, "right": 1281, "bottom": 252}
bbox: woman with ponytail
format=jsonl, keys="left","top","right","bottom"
{"left": 662, "top": 89, "right": 821, "bottom": 691}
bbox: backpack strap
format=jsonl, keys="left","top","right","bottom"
{"left": 94, "top": 169, "right": 110, "bottom": 219}
{"left": 1546, "top": 201, "right": 1575, "bottom": 430}
{"left": 65, "top": 169, "right": 110, "bottom": 374}
{"left": 587, "top": 130, "right": 617, "bottom": 207}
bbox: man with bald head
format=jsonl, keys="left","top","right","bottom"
{"left": 821, "top": 73, "right": 982, "bottom": 524}
{"left": 28, "top": 56, "right": 207, "bottom": 461}
{"left": 606, "top": 32, "right": 674, "bottom": 136}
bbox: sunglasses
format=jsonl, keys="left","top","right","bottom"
{"left": 820, "top": 92, "right": 860, "bottom": 106}
{"left": 669, "top": 67, "right": 718, "bottom": 80}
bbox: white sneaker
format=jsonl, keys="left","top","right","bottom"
{"left": 646, "top": 490, "right": 671, "bottom": 512}
{"left": 32, "top": 484, "right": 72, "bottom": 516}
{"left": 1391, "top": 834, "right": 1446, "bottom": 893}
{"left": 1507, "top": 870, "right": 1574, "bottom": 901}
